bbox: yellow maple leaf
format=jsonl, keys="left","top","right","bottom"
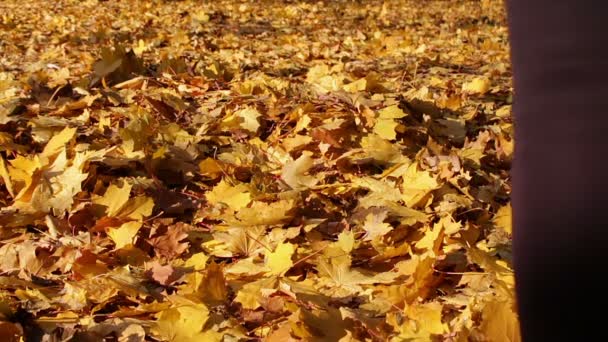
{"left": 391, "top": 301, "right": 448, "bottom": 341}
{"left": 185, "top": 252, "right": 209, "bottom": 271}
{"left": 336, "top": 231, "right": 355, "bottom": 253}
{"left": 480, "top": 300, "right": 521, "bottom": 342}
{"left": 198, "top": 158, "right": 223, "bottom": 179}
{"left": 225, "top": 257, "right": 268, "bottom": 276}
{"left": 179, "top": 252, "right": 210, "bottom": 292}
{"left": 343, "top": 78, "right": 367, "bottom": 93}
{"left": 359, "top": 134, "right": 407, "bottom": 164}
{"left": 108, "top": 221, "right": 142, "bottom": 249}
{"left": 306, "top": 64, "right": 345, "bottom": 93}
{"left": 493, "top": 203, "right": 512, "bottom": 234}
{"left": 415, "top": 223, "right": 444, "bottom": 257}
{"left": 116, "top": 195, "right": 154, "bottom": 220}
{"left": 234, "top": 277, "right": 277, "bottom": 310}
{"left": 40, "top": 126, "right": 76, "bottom": 162}
{"left": 282, "top": 134, "right": 313, "bottom": 151}
{"left": 378, "top": 105, "right": 407, "bottom": 119}
{"left": 94, "top": 182, "right": 132, "bottom": 217}
{"left": 57, "top": 283, "right": 87, "bottom": 311}
{"left": 154, "top": 303, "right": 210, "bottom": 342}
{"left": 281, "top": 151, "right": 318, "bottom": 190}
{"left": 401, "top": 163, "right": 439, "bottom": 207}
{"left": 462, "top": 77, "right": 491, "bottom": 95}
{"left": 372, "top": 105, "right": 407, "bottom": 140}
{"left": 206, "top": 179, "right": 251, "bottom": 211}
{"left": 316, "top": 259, "right": 375, "bottom": 296}
{"left": 7, "top": 155, "right": 41, "bottom": 196}
{"left": 236, "top": 199, "right": 295, "bottom": 226}
{"left": 362, "top": 210, "right": 393, "bottom": 241}
{"left": 373, "top": 119, "right": 400, "bottom": 140}
{"left": 235, "top": 106, "right": 261, "bottom": 133}
{"left": 266, "top": 242, "right": 295, "bottom": 276}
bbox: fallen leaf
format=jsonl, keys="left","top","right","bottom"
{"left": 462, "top": 77, "right": 491, "bottom": 95}
{"left": 266, "top": 242, "right": 295, "bottom": 276}
{"left": 108, "top": 221, "right": 142, "bottom": 249}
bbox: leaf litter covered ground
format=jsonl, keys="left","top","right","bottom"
{"left": 0, "top": 0, "right": 518, "bottom": 341}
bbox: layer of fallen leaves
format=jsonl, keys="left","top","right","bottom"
{"left": 0, "top": 0, "right": 517, "bottom": 341}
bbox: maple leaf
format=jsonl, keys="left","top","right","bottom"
{"left": 315, "top": 259, "right": 374, "bottom": 296}
{"left": 203, "top": 226, "right": 266, "bottom": 258}
{"left": 150, "top": 225, "right": 189, "bottom": 258}
{"left": 379, "top": 256, "right": 438, "bottom": 305}
{"left": 7, "top": 128, "right": 106, "bottom": 215}
{"left": 184, "top": 252, "right": 209, "bottom": 271}
{"left": 493, "top": 203, "right": 512, "bottom": 234}
{"left": 373, "top": 105, "right": 407, "bottom": 141}
{"left": 343, "top": 77, "right": 367, "bottom": 93}
{"left": 281, "top": 151, "right": 318, "bottom": 190}
{"left": 235, "top": 199, "right": 296, "bottom": 226}
{"left": 401, "top": 162, "right": 440, "bottom": 207}
{"left": 91, "top": 45, "right": 145, "bottom": 87}
{"left": 306, "top": 64, "right": 345, "bottom": 93}
{"left": 57, "top": 283, "right": 88, "bottom": 311}
{"left": 358, "top": 134, "right": 409, "bottom": 165}
{"left": 234, "top": 277, "right": 278, "bottom": 310}
{"left": 225, "top": 257, "right": 268, "bottom": 277}
{"left": 265, "top": 242, "right": 295, "bottom": 276}
{"left": 205, "top": 179, "right": 251, "bottom": 211}
{"left": 389, "top": 301, "right": 448, "bottom": 341}
{"left": 198, "top": 262, "right": 228, "bottom": 304}
{"left": 94, "top": 182, "right": 132, "bottom": 217}
{"left": 40, "top": 126, "right": 76, "bottom": 162}
{"left": 154, "top": 302, "right": 210, "bottom": 342}
{"left": 147, "top": 261, "right": 178, "bottom": 286}
{"left": 415, "top": 223, "right": 445, "bottom": 257}
{"left": 361, "top": 210, "right": 393, "bottom": 241}
{"left": 336, "top": 230, "right": 355, "bottom": 253}
{"left": 108, "top": 221, "right": 142, "bottom": 249}
{"left": 0, "top": 155, "right": 14, "bottom": 197}
{"left": 198, "top": 158, "right": 223, "bottom": 179}
{"left": 235, "top": 106, "right": 262, "bottom": 133}
{"left": 480, "top": 299, "right": 521, "bottom": 342}
{"left": 116, "top": 195, "right": 154, "bottom": 220}
{"left": 462, "top": 77, "right": 491, "bottom": 95}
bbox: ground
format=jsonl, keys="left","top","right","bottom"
{"left": 0, "top": 0, "right": 517, "bottom": 341}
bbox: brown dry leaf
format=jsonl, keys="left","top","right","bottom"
{"left": 147, "top": 261, "right": 178, "bottom": 286}
{"left": 0, "top": 155, "right": 14, "bottom": 197}
{"left": 0, "top": 322, "right": 22, "bottom": 342}
{"left": 150, "top": 225, "right": 189, "bottom": 258}
{"left": 198, "top": 262, "right": 228, "bottom": 304}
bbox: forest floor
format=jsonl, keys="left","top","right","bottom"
{"left": 0, "top": 0, "right": 518, "bottom": 341}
